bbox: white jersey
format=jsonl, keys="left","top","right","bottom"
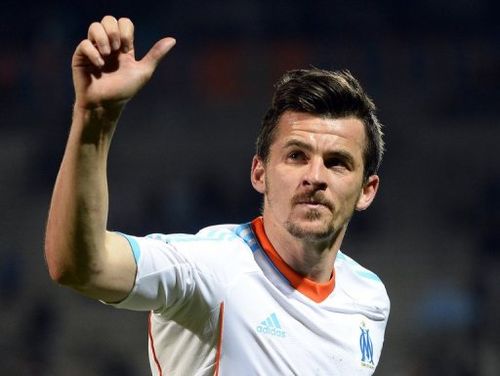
{"left": 112, "top": 217, "right": 390, "bottom": 375}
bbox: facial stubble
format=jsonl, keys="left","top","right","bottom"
{"left": 264, "top": 179, "right": 358, "bottom": 243}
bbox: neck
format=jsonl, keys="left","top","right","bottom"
{"left": 261, "top": 214, "right": 346, "bottom": 283}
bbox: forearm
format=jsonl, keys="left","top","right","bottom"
{"left": 45, "top": 105, "right": 121, "bottom": 287}
{"left": 45, "top": 15, "right": 173, "bottom": 300}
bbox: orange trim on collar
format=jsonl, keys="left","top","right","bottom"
{"left": 251, "top": 217, "right": 335, "bottom": 303}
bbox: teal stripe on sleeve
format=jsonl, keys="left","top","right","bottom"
{"left": 357, "top": 270, "right": 381, "bottom": 282}
{"left": 117, "top": 232, "right": 141, "bottom": 263}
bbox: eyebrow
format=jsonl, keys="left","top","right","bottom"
{"left": 283, "top": 139, "right": 356, "bottom": 166}
{"left": 283, "top": 139, "right": 314, "bottom": 152}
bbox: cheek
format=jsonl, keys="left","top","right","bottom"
{"left": 331, "top": 180, "right": 363, "bottom": 206}
{"left": 267, "top": 168, "right": 293, "bottom": 190}
{"left": 265, "top": 172, "right": 296, "bottom": 204}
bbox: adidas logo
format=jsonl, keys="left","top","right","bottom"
{"left": 256, "top": 313, "right": 286, "bottom": 338}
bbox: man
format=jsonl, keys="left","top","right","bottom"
{"left": 45, "top": 15, "right": 389, "bottom": 375}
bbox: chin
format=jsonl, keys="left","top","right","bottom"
{"left": 285, "top": 218, "right": 335, "bottom": 241}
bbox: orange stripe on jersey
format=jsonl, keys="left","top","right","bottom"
{"left": 214, "top": 301, "right": 225, "bottom": 376}
{"left": 148, "top": 312, "right": 163, "bottom": 376}
{"left": 251, "top": 217, "right": 335, "bottom": 303}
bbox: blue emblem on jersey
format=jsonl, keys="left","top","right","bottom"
{"left": 359, "top": 322, "right": 375, "bottom": 366}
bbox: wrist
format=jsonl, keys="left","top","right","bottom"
{"left": 73, "top": 101, "right": 124, "bottom": 121}
{"left": 71, "top": 103, "right": 123, "bottom": 145}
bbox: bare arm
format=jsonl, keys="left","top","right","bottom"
{"left": 44, "top": 16, "right": 175, "bottom": 302}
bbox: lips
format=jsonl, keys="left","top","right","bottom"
{"left": 298, "top": 201, "right": 329, "bottom": 209}
{"left": 292, "top": 193, "right": 333, "bottom": 211}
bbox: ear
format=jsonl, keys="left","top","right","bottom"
{"left": 250, "top": 155, "right": 266, "bottom": 194}
{"left": 355, "top": 175, "right": 379, "bottom": 211}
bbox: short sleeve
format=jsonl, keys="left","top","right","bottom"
{"left": 109, "top": 234, "right": 201, "bottom": 314}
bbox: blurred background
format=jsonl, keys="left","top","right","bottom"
{"left": 0, "top": 0, "right": 499, "bottom": 375}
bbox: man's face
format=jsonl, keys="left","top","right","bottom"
{"left": 251, "top": 111, "right": 379, "bottom": 242}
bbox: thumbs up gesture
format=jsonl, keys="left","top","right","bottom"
{"left": 72, "top": 16, "right": 175, "bottom": 111}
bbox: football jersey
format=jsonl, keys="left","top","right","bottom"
{"left": 111, "top": 217, "right": 390, "bottom": 375}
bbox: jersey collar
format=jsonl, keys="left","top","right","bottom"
{"left": 251, "top": 217, "right": 335, "bottom": 303}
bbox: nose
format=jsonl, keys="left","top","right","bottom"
{"left": 302, "top": 157, "right": 328, "bottom": 190}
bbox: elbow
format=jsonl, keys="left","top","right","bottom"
{"left": 45, "top": 255, "right": 76, "bottom": 286}
{"left": 44, "top": 243, "right": 85, "bottom": 287}
{"left": 47, "top": 262, "right": 90, "bottom": 289}
{"left": 44, "top": 232, "right": 107, "bottom": 295}
{"left": 45, "top": 256, "right": 98, "bottom": 298}
{"left": 44, "top": 241, "right": 61, "bottom": 283}
{"left": 46, "top": 262, "right": 71, "bottom": 285}
{"left": 44, "top": 238, "right": 65, "bottom": 284}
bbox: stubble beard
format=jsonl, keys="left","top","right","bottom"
{"left": 285, "top": 208, "right": 337, "bottom": 242}
{"left": 284, "top": 191, "right": 358, "bottom": 243}
{"left": 264, "top": 178, "right": 358, "bottom": 243}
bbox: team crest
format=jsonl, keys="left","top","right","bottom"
{"left": 359, "top": 321, "right": 375, "bottom": 369}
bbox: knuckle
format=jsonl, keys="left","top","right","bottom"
{"left": 118, "top": 17, "right": 132, "bottom": 25}
{"left": 101, "top": 15, "right": 117, "bottom": 23}
{"left": 82, "top": 40, "right": 97, "bottom": 54}
{"left": 88, "top": 22, "right": 101, "bottom": 33}
{"left": 80, "top": 39, "right": 92, "bottom": 49}
{"left": 118, "top": 18, "right": 134, "bottom": 38}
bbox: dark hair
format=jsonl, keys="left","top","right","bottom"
{"left": 256, "top": 68, "right": 384, "bottom": 179}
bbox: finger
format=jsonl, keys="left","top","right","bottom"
{"left": 101, "top": 15, "right": 121, "bottom": 52}
{"left": 88, "top": 22, "right": 111, "bottom": 56}
{"left": 75, "top": 39, "right": 105, "bottom": 67}
{"left": 118, "top": 17, "right": 134, "bottom": 54}
{"left": 140, "top": 37, "right": 176, "bottom": 74}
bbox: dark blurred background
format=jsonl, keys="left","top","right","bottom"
{"left": 0, "top": 1, "right": 499, "bottom": 375}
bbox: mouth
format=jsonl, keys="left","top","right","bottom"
{"left": 298, "top": 201, "right": 328, "bottom": 209}
{"left": 294, "top": 196, "right": 333, "bottom": 211}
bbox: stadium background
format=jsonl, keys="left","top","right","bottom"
{"left": 0, "top": 1, "right": 498, "bottom": 375}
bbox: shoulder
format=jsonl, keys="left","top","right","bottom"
{"left": 142, "top": 223, "right": 257, "bottom": 272}
{"left": 335, "top": 251, "right": 390, "bottom": 318}
{"left": 146, "top": 223, "right": 248, "bottom": 251}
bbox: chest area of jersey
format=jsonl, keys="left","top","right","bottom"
{"left": 220, "top": 273, "right": 380, "bottom": 374}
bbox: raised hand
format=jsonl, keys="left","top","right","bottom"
{"left": 72, "top": 15, "right": 175, "bottom": 111}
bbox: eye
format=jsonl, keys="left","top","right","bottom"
{"left": 325, "top": 157, "right": 348, "bottom": 170}
{"left": 287, "top": 150, "right": 307, "bottom": 162}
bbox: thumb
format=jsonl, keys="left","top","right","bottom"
{"left": 140, "top": 37, "right": 176, "bottom": 73}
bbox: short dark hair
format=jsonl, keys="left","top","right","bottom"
{"left": 256, "top": 68, "right": 384, "bottom": 179}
